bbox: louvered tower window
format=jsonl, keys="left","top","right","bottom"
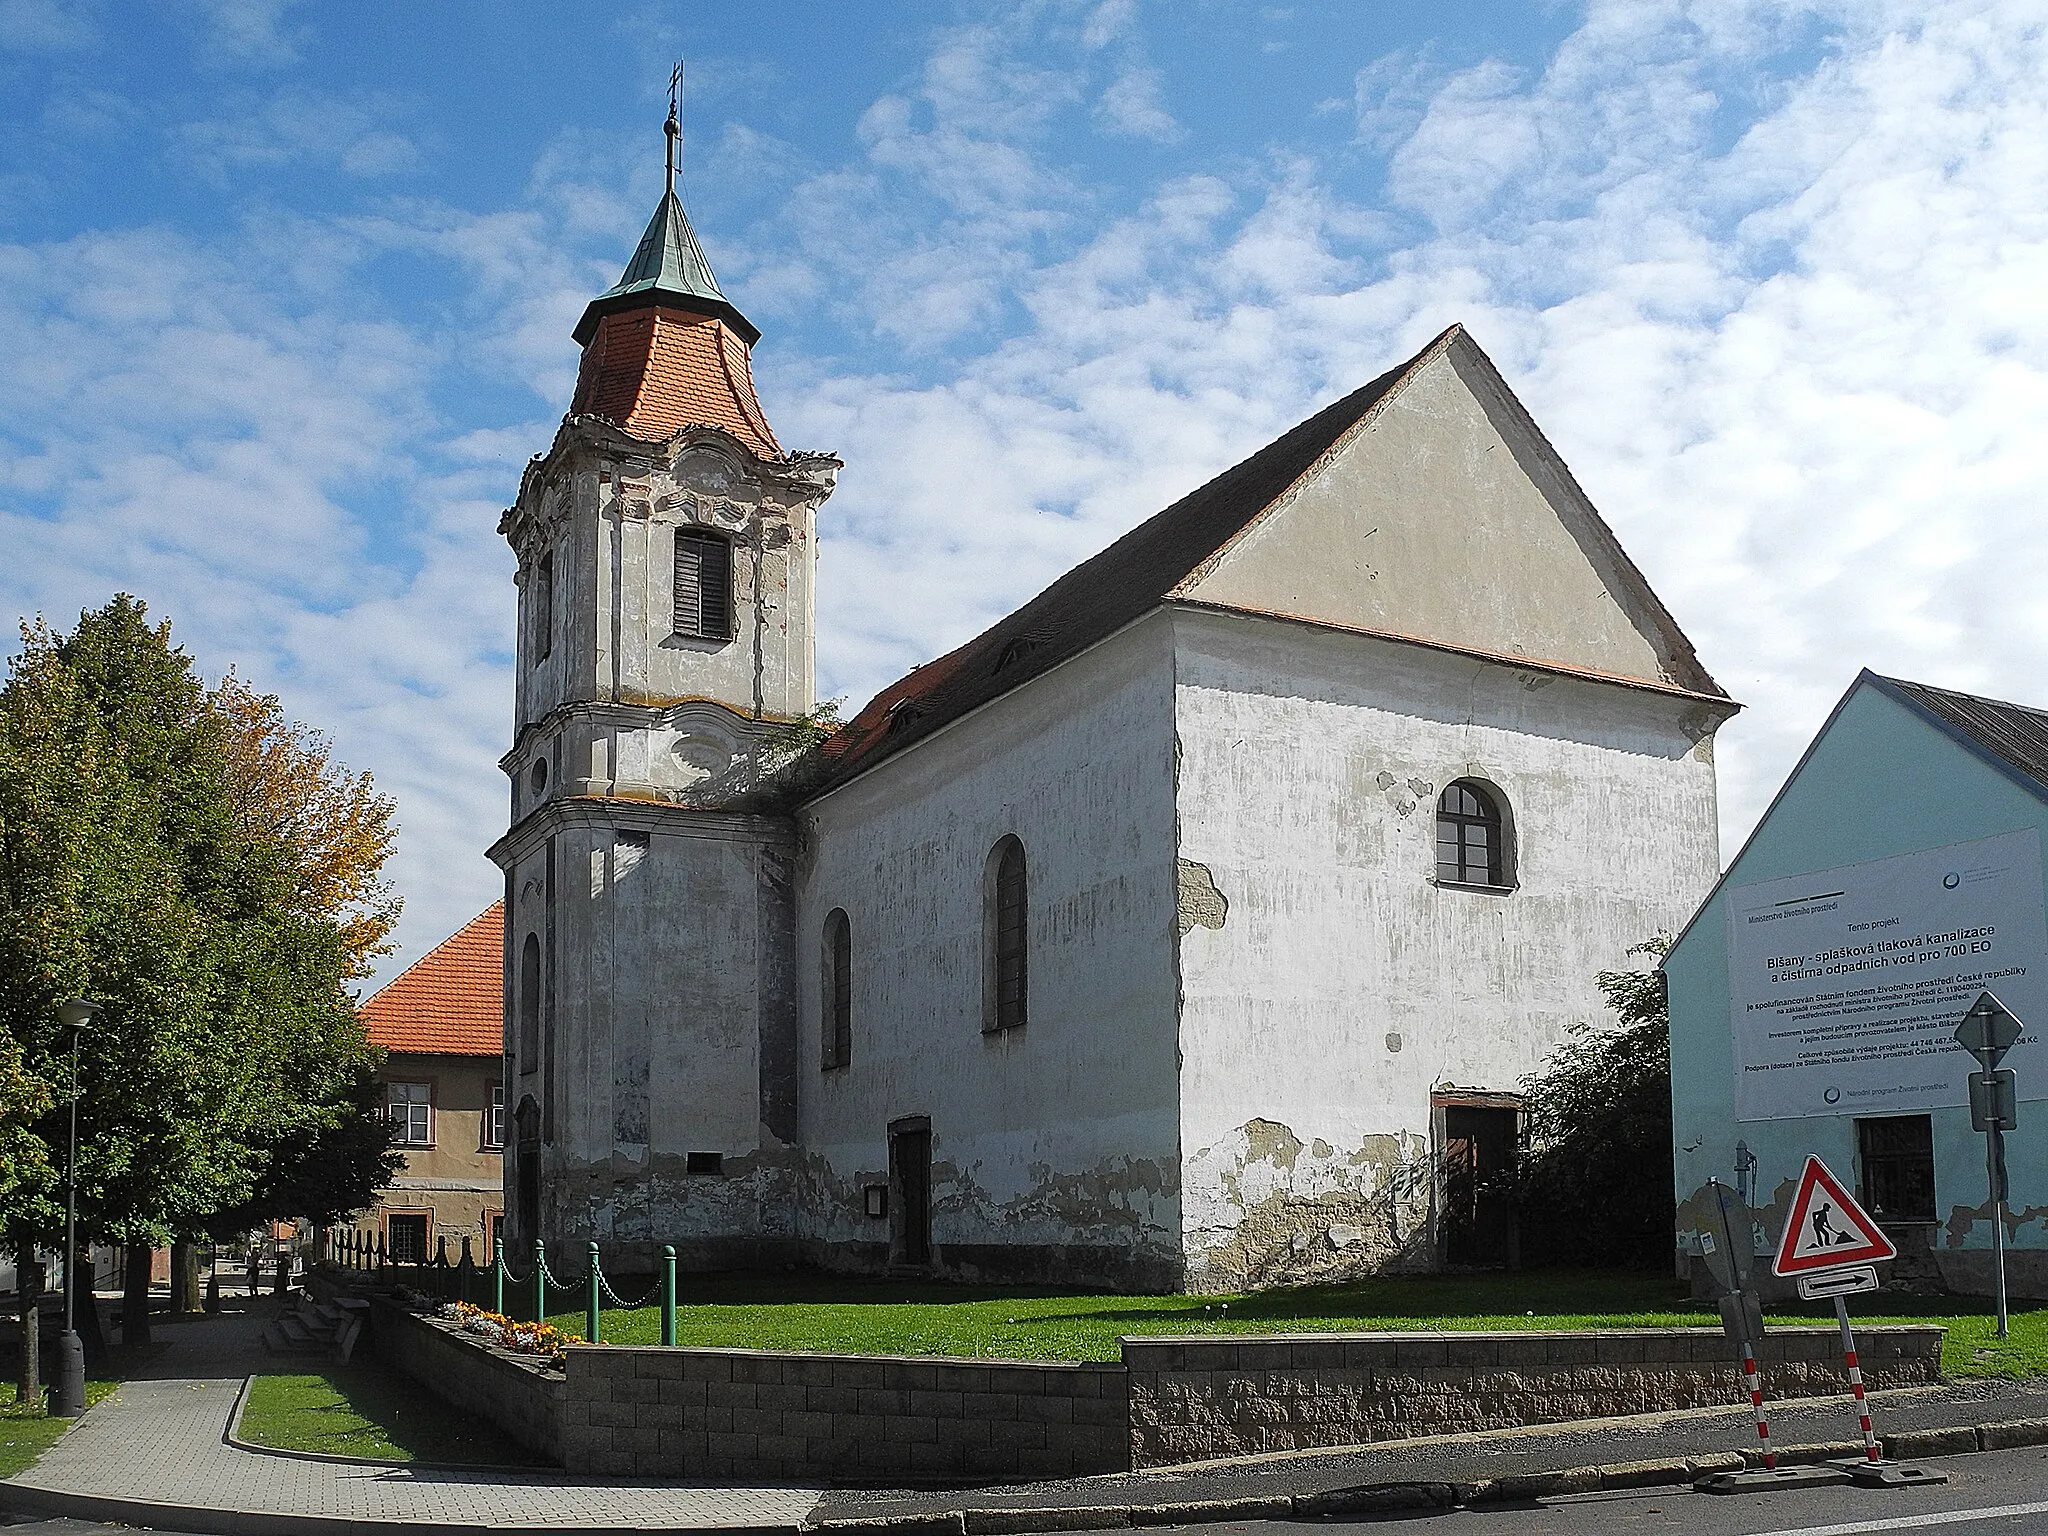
{"left": 822, "top": 908, "right": 852, "bottom": 1070}
{"left": 674, "top": 530, "right": 734, "bottom": 641}
{"left": 986, "top": 836, "right": 1028, "bottom": 1033}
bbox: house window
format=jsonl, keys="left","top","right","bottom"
{"left": 1858, "top": 1115, "right": 1936, "bottom": 1223}
{"left": 387, "top": 1082, "right": 432, "bottom": 1147}
{"left": 985, "top": 835, "right": 1028, "bottom": 1033}
{"left": 386, "top": 1212, "right": 429, "bottom": 1264}
{"left": 822, "top": 908, "right": 852, "bottom": 1070}
{"left": 1436, "top": 780, "right": 1509, "bottom": 887}
{"left": 674, "top": 530, "right": 734, "bottom": 641}
{"left": 686, "top": 1151, "right": 724, "bottom": 1175}
{"left": 484, "top": 1084, "right": 505, "bottom": 1150}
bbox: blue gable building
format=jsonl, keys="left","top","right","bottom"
{"left": 1667, "top": 670, "right": 2048, "bottom": 1299}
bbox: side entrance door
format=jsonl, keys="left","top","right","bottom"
{"left": 1441, "top": 1102, "right": 1518, "bottom": 1267}
{"left": 889, "top": 1117, "right": 932, "bottom": 1270}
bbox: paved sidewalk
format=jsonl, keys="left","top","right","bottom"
{"left": 1, "top": 1301, "right": 824, "bottom": 1533}
{"left": 6, "top": 1303, "right": 2048, "bottom": 1536}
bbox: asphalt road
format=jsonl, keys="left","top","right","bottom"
{"left": 1099, "top": 1445, "right": 2048, "bottom": 1536}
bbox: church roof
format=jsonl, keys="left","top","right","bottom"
{"left": 809, "top": 324, "right": 1726, "bottom": 797}
{"left": 571, "top": 305, "right": 783, "bottom": 457}
{"left": 575, "top": 191, "right": 759, "bottom": 346}
{"left": 359, "top": 903, "right": 503, "bottom": 1058}
{"left": 573, "top": 192, "right": 757, "bottom": 346}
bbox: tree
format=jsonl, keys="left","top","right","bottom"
{"left": 0, "top": 597, "right": 393, "bottom": 1340}
{"left": 1514, "top": 939, "right": 1673, "bottom": 1269}
{"left": 212, "top": 675, "right": 400, "bottom": 979}
{"left": 210, "top": 1064, "right": 403, "bottom": 1234}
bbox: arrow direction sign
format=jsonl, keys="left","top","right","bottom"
{"left": 1955, "top": 991, "right": 2024, "bottom": 1068}
{"left": 1773, "top": 1156, "right": 1897, "bottom": 1277}
{"left": 1797, "top": 1265, "right": 1879, "bottom": 1301}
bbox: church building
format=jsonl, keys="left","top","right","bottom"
{"left": 486, "top": 135, "right": 1738, "bottom": 1292}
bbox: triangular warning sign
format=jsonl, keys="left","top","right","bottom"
{"left": 1773, "top": 1156, "right": 1897, "bottom": 1276}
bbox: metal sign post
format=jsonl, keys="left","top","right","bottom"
{"left": 1955, "top": 991, "right": 2023, "bottom": 1341}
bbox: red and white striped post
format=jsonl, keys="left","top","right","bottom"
{"left": 1833, "top": 1296, "right": 1881, "bottom": 1462}
{"left": 1741, "top": 1343, "right": 1776, "bottom": 1470}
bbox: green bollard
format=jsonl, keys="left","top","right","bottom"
{"left": 661, "top": 1245, "right": 676, "bottom": 1347}
{"left": 492, "top": 1238, "right": 504, "bottom": 1314}
{"left": 587, "top": 1242, "right": 602, "bottom": 1345}
{"left": 533, "top": 1238, "right": 545, "bottom": 1326}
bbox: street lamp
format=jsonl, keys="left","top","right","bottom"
{"left": 49, "top": 998, "right": 101, "bottom": 1419}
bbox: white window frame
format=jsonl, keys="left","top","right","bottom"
{"left": 484, "top": 1083, "right": 505, "bottom": 1151}
{"left": 387, "top": 1080, "right": 433, "bottom": 1147}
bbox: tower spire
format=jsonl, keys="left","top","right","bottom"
{"left": 665, "top": 60, "right": 682, "bottom": 200}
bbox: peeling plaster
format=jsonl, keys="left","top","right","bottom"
{"left": 1176, "top": 859, "right": 1228, "bottom": 936}
{"left": 1186, "top": 1117, "right": 1433, "bottom": 1290}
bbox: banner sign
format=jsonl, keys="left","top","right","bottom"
{"left": 1726, "top": 829, "right": 2047, "bottom": 1121}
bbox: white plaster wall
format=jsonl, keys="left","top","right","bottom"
{"left": 1171, "top": 607, "right": 1723, "bottom": 1289}
{"left": 795, "top": 614, "right": 1184, "bottom": 1285}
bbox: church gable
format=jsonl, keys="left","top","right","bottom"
{"left": 1176, "top": 329, "right": 1719, "bottom": 696}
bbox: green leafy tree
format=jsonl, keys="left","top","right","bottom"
{"left": 0, "top": 597, "right": 392, "bottom": 1336}
{"left": 1514, "top": 939, "right": 1673, "bottom": 1269}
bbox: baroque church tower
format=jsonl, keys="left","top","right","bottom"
{"left": 489, "top": 96, "right": 837, "bottom": 1260}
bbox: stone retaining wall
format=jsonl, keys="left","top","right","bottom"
{"left": 566, "top": 1345, "right": 1126, "bottom": 1483}
{"left": 374, "top": 1312, "right": 1945, "bottom": 1484}
{"left": 1122, "top": 1326, "right": 1946, "bottom": 1468}
{"left": 370, "top": 1301, "right": 566, "bottom": 1465}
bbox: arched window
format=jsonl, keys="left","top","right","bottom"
{"left": 984, "top": 836, "right": 1028, "bottom": 1033}
{"left": 822, "top": 908, "right": 852, "bottom": 1070}
{"left": 531, "top": 548, "right": 554, "bottom": 662}
{"left": 674, "top": 530, "right": 734, "bottom": 641}
{"left": 517, "top": 932, "right": 542, "bottom": 1073}
{"left": 1436, "top": 780, "right": 1509, "bottom": 888}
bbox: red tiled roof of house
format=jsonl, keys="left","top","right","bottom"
{"left": 359, "top": 903, "right": 503, "bottom": 1057}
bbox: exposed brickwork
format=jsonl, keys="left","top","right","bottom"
{"left": 372, "top": 1300, "right": 565, "bottom": 1464}
{"left": 1121, "top": 1327, "right": 1946, "bottom": 1468}
{"left": 562, "top": 1345, "right": 1127, "bottom": 1483}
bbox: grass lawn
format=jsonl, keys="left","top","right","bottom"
{"left": 236, "top": 1365, "right": 545, "bottom": 1466}
{"left": 0, "top": 1381, "right": 118, "bottom": 1480}
{"left": 535, "top": 1268, "right": 2048, "bottom": 1379}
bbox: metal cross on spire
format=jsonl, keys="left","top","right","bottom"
{"left": 665, "top": 60, "right": 684, "bottom": 198}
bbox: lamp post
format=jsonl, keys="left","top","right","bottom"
{"left": 50, "top": 998, "right": 101, "bottom": 1419}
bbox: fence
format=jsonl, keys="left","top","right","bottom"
{"left": 325, "top": 1229, "right": 679, "bottom": 1346}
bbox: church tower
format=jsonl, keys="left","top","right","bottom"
{"left": 489, "top": 87, "right": 837, "bottom": 1265}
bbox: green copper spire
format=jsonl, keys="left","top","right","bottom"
{"left": 573, "top": 68, "right": 760, "bottom": 347}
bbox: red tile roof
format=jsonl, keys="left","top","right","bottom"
{"left": 570, "top": 306, "right": 782, "bottom": 458}
{"left": 359, "top": 903, "right": 504, "bottom": 1057}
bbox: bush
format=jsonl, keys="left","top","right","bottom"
{"left": 1515, "top": 941, "right": 1672, "bottom": 1269}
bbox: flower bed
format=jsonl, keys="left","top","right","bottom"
{"left": 431, "top": 1300, "right": 577, "bottom": 1366}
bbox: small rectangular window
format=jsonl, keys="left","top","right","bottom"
{"left": 1857, "top": 1115, "right": 1935, "bottom": 1223}
{"left": 386, "top": 1213, "right": 429, "bottom": 1264}
{"left": 674, "top": 531, "right": 734, "bottom": 641}
{"left": 387, "top": 1081, "right": 432, "bottom": 1146}
{"left": 484, "top": 1084, "right": 505, "bottom": 1150}
{"left": 686, "top": 1151, "right": 725, "bottom": 1176}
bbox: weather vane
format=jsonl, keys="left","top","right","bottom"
{"left": 665, "top": 60, "right": 684, "bottom": 198}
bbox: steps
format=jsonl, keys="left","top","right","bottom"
{"left": 259, "top": 1296, "right": 369, "bottom": 1362}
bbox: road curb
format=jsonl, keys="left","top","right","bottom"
{"left": 9, "top": 1413, "right": 2048, "bottom": 1536}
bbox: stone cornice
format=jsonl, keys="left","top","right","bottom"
{"left": 486, "top": 793, "right": 795, "bottom": 870}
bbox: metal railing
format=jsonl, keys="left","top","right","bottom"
{"left": 323, "top": 1228, "right": 678, "bottom": 1345}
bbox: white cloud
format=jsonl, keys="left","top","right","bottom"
{"left": 1095, "top": 64, "right": 1182, "bottom": 143}
{"left": 13, "top": 0, "right": 2048, "bottom": 991}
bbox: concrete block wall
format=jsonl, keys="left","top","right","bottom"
{"left": 563, "top": 1345, "right": 1126, "bottom": 1482}
{"left": 1122, "top": 1327, "right": 1946, "bottom": 1467}
{"left": 370, "top": 1302, "right": 566, "bottom": 1464}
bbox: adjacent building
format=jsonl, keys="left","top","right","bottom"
{"left": 354, "top": 903, "right": 506, "bottom": 1264}
{"left": 486, "top": 150, "right": 1737, "bottom": 1290}
{"left": 1666, "top": 671, "right": 2048, "bottom": 1298}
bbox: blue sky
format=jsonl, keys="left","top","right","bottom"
{"left": 5, "top": 0, "right": 2047, "bottom": 989}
